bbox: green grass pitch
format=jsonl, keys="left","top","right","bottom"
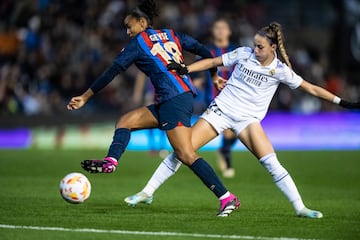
{"left": 0, "top": 150, "right": 359, "bottom": 240}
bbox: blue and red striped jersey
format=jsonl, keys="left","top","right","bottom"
{"left": 204, "top": 43, "right": 237, "bottom": 104}
{"left": 90, "top": 28, "right": 215, "bottom": 104}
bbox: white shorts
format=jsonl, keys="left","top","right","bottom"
{"left": 200, "top": 102, "right": 259, "bottom": 136}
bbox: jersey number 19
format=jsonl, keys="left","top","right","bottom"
{"left": 150, "top": 42, "right": 182, "bottom": 64}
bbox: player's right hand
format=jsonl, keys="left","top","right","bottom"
{"left": 67, "top": 96, "right": 86, "bottom": 111}
{"left": 167, "top": 60, "right": 188, "bottom": 75}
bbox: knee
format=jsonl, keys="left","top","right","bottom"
{"left": 116, "top": 116, "right": 131, "bottom": 129}
{"left": 174, "top": 150, "right": 198, "bottom": 166}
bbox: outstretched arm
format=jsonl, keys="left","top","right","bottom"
{"left": 168, "top": 56, "right": 226, "bottom": 90}
{"left": 67, "top": 62, "right": 122, "bottom": 110}
{"left": 168, "top": 57, "right": 222, "bottom": 74}
{"left": 299, "top": 80, "right": 336, "bottom": 102}
{"left": 67, "top": 88, "right": 94, "bottom": 110}
{"left": 175, "top": 31, "right": 219, "bottom": 76}
{"left": 187, "top": 56, "right": 224, "bottom": 74}
{"left": 300, "top": 80, "right": 360, "bottom": 109}
{"left": 67, "top": 39, "right": 139, "bottom": 111}
{"left": 188, "top": 57, "right": 226, "bottom": 91}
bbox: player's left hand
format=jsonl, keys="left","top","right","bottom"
{"left": 339, "top": 99, "right": 360, "bottom": 109}
{"left": 212, "top": 75, "right": 227, "bottom": 91}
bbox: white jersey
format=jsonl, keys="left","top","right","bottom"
{"left": 214, "top": 47, "right": 303, "bottom": 121}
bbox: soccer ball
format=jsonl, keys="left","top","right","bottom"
{"left": 60, "top": 172, "right": 91, "bottom": 204}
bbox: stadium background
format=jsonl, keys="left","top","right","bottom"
{"left": 1, "top": 1, "right": 360, "bottom": 240}
{"left": 0, "top": 0, "right": 359, "bottom": 150}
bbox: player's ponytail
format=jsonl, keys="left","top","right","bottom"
{"left": 131, "top": 0, "right": 159, "bottom": 26}
{"left": 271, "top": 23, "right": 292, "bottom": 69}
{"left": 258, "top": 22, "right": 292, "bottom": 69}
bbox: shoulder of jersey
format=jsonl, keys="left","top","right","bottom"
{"left": 160, "top": 28, "right": 172, "bottom": 33}
{"left": 237, "top": 46, "right": 254, "bottom": 57}
{"left": 272, "top": 59, "right": 292, "bottom": 78}
{"left": 275, "top": 60, "right": 289, "bottom": 70}
{"left": 241, "top": 46, "right": 253, "bottom": 53}
{"left": 226, "top": 46, "right": 253, "bottom": 61}
{"left": 120, "top": 36, "right": 139, "bottom": 53}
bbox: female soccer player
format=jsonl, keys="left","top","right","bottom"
{"left": 125, "top": 22, "right": 360, "bottom": 218}
{"left": 67, "top": 0, "right": 239, "bottom": 217}
{"left": 207, "top": 18, "right": 238, "bottom": 178}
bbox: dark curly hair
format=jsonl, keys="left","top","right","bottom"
{"left": 130, "top": 0, "right": 159, "bottom": 26}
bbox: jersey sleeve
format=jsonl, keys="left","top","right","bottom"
{"left": 175, "top": 31, "right": 212, "bottom": 58}
{"left": 89, "top": 62, "right": 122, "bottom": 94}
{"left": 222, "top": 47, "right": 252, "bottom": 67}
{"left": 113, "top": 39, "right": 140, "bottom": 70}
{"left": 279, "top": 66, "right": 303, "bottom": 89}
{"left": 174, "top": 31, "right": 217, "bottom": 75}
{"left": 89, "top": 40, "right": 140, "bottom": 94}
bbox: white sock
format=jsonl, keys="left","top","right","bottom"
{"left": 260, "top": 153, "right": 305, "bottom": 213}
{"left": 219, "top": 191, "right": 230, "bottom": 200}
{"left": 142, "top": 153, "right": 182, "bottom": 196}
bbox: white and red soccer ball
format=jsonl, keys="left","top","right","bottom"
{"left": 60, "top": 172, "right": 91, "bottom": 204}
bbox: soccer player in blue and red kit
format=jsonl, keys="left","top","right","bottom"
{"left": 206, "top": 19, "right": 238, "bottom": 178}
{"left": 67, "top": 0, "right": 239, "bottom": 217}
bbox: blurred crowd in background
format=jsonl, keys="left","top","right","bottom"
{"left": 1, "top": 0, "right": 360, "bottom": 119}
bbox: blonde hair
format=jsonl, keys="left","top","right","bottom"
{"left": 258, "top": 22, "right": 292, "bottom": 69}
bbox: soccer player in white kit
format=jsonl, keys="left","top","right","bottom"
{"left": 125, "top": 22, "right": 360, "bottom": 218}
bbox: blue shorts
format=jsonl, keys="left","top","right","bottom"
{"left": 147, "top": 92, "right": 194, "bottom": 130}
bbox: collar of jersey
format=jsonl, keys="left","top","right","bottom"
{"left": 134, "top": 27, "right": 154, "bottom": 38}
{"left": 249, "top": 51, "right": 278, "bottom": 69}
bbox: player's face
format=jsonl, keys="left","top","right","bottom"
{"left": 212, "top": 20, "right": 231, "bottom": 41}
{"left": 253, "top": 34, "right": 276, "bottom": 65}
{"left": 124, "top": 16, "right": 147, "bottom": 38}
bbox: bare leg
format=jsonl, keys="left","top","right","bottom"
{"left": 82, "top": 107, "right": 159, "bottom": 173}
{"left": 166, "top": 124, "right": 240, "bottom": 216}
{"left": 116, "top": 106, "right": 158, "bottom": 130}
{"left": 141, "top": 119, "right": 218, "bottom": 196}
{"left": 238, "top": 122, "right": 323, "bottom": 218}
{"left": 107, "top": 106, "right": 158, "bottom": 160}
{"left": 166, "top": 125, "right": 229, "bottom": 197}
{"left": 218, "top": 129, "right": 237, "bottom": 178}
{"left": 127, "top": 119, "right": 240, "bottom": 216}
